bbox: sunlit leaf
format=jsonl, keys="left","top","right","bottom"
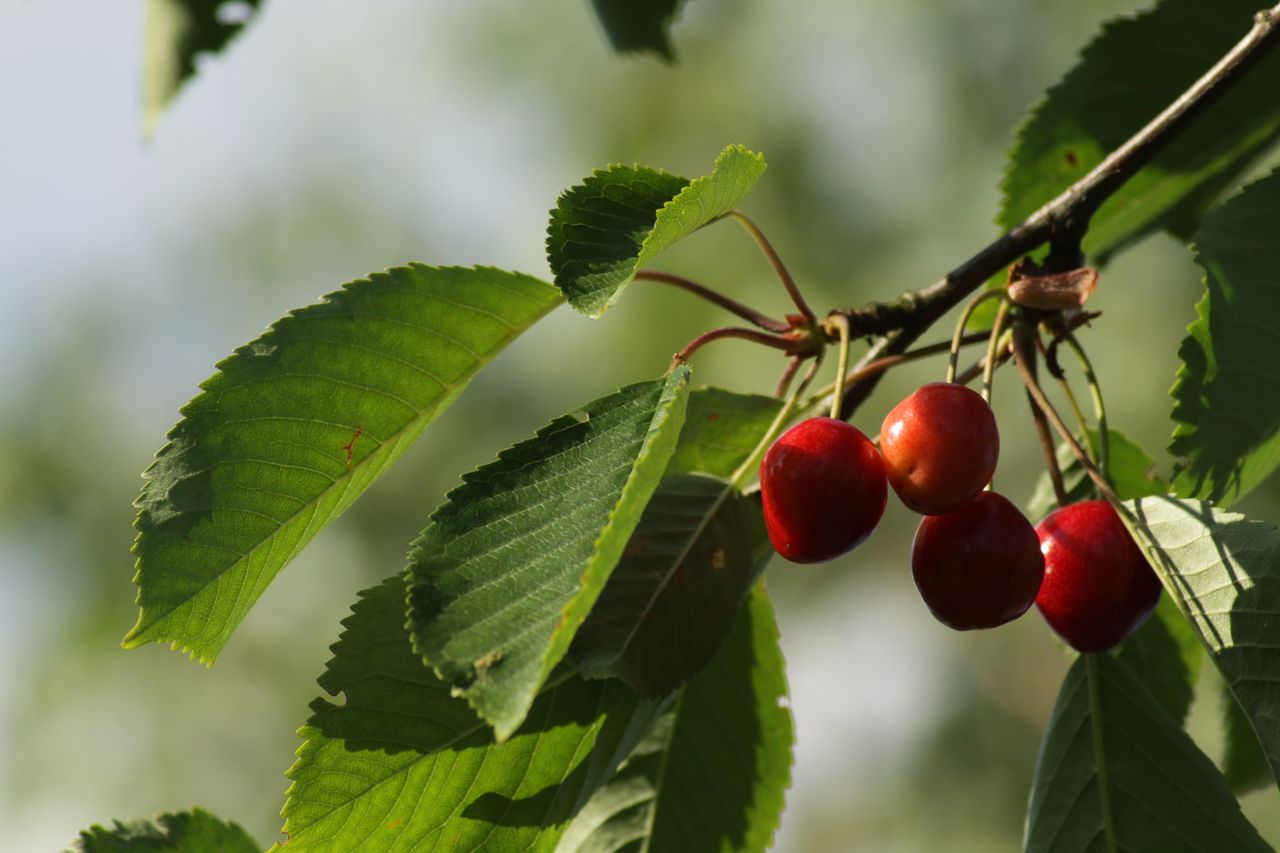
{"left": 126, "top": 265, "right": 560, "bottom": 663}
{"left": 548, "top": 145, "right": 766, "bottom": 317}
{"left": 407, "top": 369, "right": 690, "bottom": 739}
{"left": 1125, "top": 496, "right": 1280, "bottom": 792}
{"left": 1170, "top": 169, "right": 1280, "bottom": 507}
{"left": 69, "top": 808, "right": 258, "bottom": 852}
{"left": 667, "top": 387, "right": 782, "bottom": 479}
{"left": 558, "top": 585, "right": 793, "bottom": 853}
{"left": 143, "top": 0, "right": 265, "bottom": 134}
{"left": 279, "top": 576, "right": 666, "bottom": 851}
{"left": 1025, "top": 654, "right": 1267, "bottom": 853}
{"left": 589, "top": 0, "right": 688, "bottom": 61}
{"left": 1001, "top": 0, "right": 1280, "bottom": 262}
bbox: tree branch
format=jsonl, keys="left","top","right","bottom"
{"left": 830, "top": 3, "right": 1280, "bottom": 418}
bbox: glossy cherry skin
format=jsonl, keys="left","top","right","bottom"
{"left": 760, "top": 417, "right": 887, "bottom": 563}
{"left": 1035, "top": 500, "right": 1162, "bottom": 652}
{"left": 880, "top": 382, "right": 999, "bottom": 515}
{"left": 910, "top": 491, "right": 1044, "bottom": 630}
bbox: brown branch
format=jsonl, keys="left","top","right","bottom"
{"left": 829, "top": 4, "right": 1280, "bottom": 418}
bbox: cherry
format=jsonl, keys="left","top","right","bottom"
{"left": 1035, "top": 500, "right": 1162, "bottom": 652}
{"left": 910, "top": 491, "right": 1044, "bottom": 630}
{"left": 880, "top": 382, "right": 999, "bottom": 515}
{"left": 760, "top": 417, "right": 887, "bottom": 563}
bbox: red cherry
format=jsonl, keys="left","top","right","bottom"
{"left": 880, "top": 382, "right": 999, "bottom": 515}
{"left": 1035, "top": 500, "right": 1162, "bottom": 652}
{"left": 760, "top": 417, "right": 887, "bottom": 563}
{"left": 910, "top": 491, "right": 1044, "bottom": 630}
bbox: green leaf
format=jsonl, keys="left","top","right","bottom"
{"left": 1000, "top": 0, "right": 1280, "bottom": 262}
{"left": 1224, "top": 678, "right": 1273, "bottom": 794}
{"left": 1114, "top": 596, "right": 1203, "bottom": 725}
{"left": 69, "top": 808, "right": 258, "bottom": 852}
{"left": 1125, "top": 496, "right": 1280, "bottom": 792}
{"left": 1170, "top": 169, "right": 1280, "bottom": 507}
{"left": 589, "top": 0, "right": 687, "bottom": 61}
{"left": 407, "top": 368, "right": 691, "bottom": 739}
{"left": 126, "top": 265, "right": 560, "bottom": 663}
{"left": 279, "top": 576, "right": 666, "bottom": 852}
{"left": 570, "top": 388, "right": 780, "bottom": 696}
{"left": 548, "top": 145, "right": 766, "bottom": 317}
{"left": 1024, "top": 654, "right": 1268, "bottom": 853}
{"left": 1026, "top": 427, "right": 1167, "bottom": 522}
{"left": 667, "top": 388, "right": 782, "bottom": 479}
{"left": 143, "top": 0, "right": 265, "bottom": 134}
{"left": 570, "top": 474, "right": 766, "bottom": 696}
{"left": 558, "top": 585, "right": 793, "bottom": 853}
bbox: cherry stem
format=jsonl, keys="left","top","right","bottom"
{"left": 801, "top": 331, "right": 990, "bottom": 419}
{"left": 635, "top": 270, "right": 792, "bottom": 333}
{"left": 1012, "top": 321, "right": 1119, "bottom": 505}
{"left": 1038, "top": 337, "right": 1091, "bottom": 441}
{"left": 825, "top": 314, "right": 852, "bottom": 419}
{"left": 730, "top": 350, "right": 824, "bottom": 488}
{"left": 981, "top": 299, "right": 1011, "bottom": 404}
{"left": 1062, "top": 332, "right": 1110, "bottom": 482}
{"left": 774, "top": 355, "right": 804, "bottom": 398}
{"left": 728, "top": 210, "right": 816, "bottom": 323}
{"left": 947, "top": 289, "right": 1006, "bottom": 384}
{"left": 1016, "top": 323, "right": 1070, "bottom": 507}
{"left": 672, "top": 326, "right": 803, "bottom": 366}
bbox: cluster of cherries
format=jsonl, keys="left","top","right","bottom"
{"left": 759, "top": 382, "right": 1162, "bottom": 652}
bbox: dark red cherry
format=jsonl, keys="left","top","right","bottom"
{"left": 910, "top": 491, "right": 1044, "bottom": 630}
{"left": 880, "top": 382, "right": 999, "bottom": 515}
{"left": 1035, "top": 500, "right": 1162, "bottom": 652}
{"left": 760, "top": 417, "right": 887, "bottom": 563}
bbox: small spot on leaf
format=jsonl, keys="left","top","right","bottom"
{"left": 474, "top": 650, "right": 504, "bottom": 676}
{"left": 1065, "top": 149, "right": 1079, "bottom": 167}
{"left": 342, "top": 425, "right": 365, "bottom": 467}
{"left": 711, "top": 547, "right": 727, "bottom": 570}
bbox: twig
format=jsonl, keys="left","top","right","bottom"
{"left": 829, "top": 4, "right": 1280, "bottom": 418}
{"left": 1012, "top": 322, "right": 1119, "bottom": 504}
{"left": 1015, "top": 321, "right": 1069, "bottom": 507}
{"left": 728, "top": 211, "right": 816, "bottom": 322}
{"left": 672, "top": 326, "right": 805, "bottom": 365}
{"left": 635, "top": 270, "right": 792, "bottom": 333}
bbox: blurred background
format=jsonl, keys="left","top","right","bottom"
{"left": 4, "top": 1, "right": 1280, "bottom": 850}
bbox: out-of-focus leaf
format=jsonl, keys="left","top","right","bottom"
{"left": 1024, "top": 654, "right": 1268, "bottom": 852}
{"left": 1170, "top": 169, "right": 1280, "bottom": 507}
{"left": 69, "top": 808, "right": 258, "bottom": 852}
{"left": 407, "top": 369, "right": 690, "bottom": 739}
{"left": 547, "top": 145, "right": 766, "bottom": 317}
{"left": 143, "top": 0, "right": 265, "bottom": 133}
{"left": 1125, "top": 496, "right": 1280, "bottom": 792}
{"left": 1000, "top": 0, "right": 1280, "bottom": 262}
{"left": 126, "top": 266, "right": 560, "bottom": 663}
{"left": 278, "top": 576, "right": 666, "bottom": 851}
{"left": 558, "top": 585, "right": 792, "bottom": 853}
{"left": 589, "top": 0, "right": 688, "bottom": 61}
